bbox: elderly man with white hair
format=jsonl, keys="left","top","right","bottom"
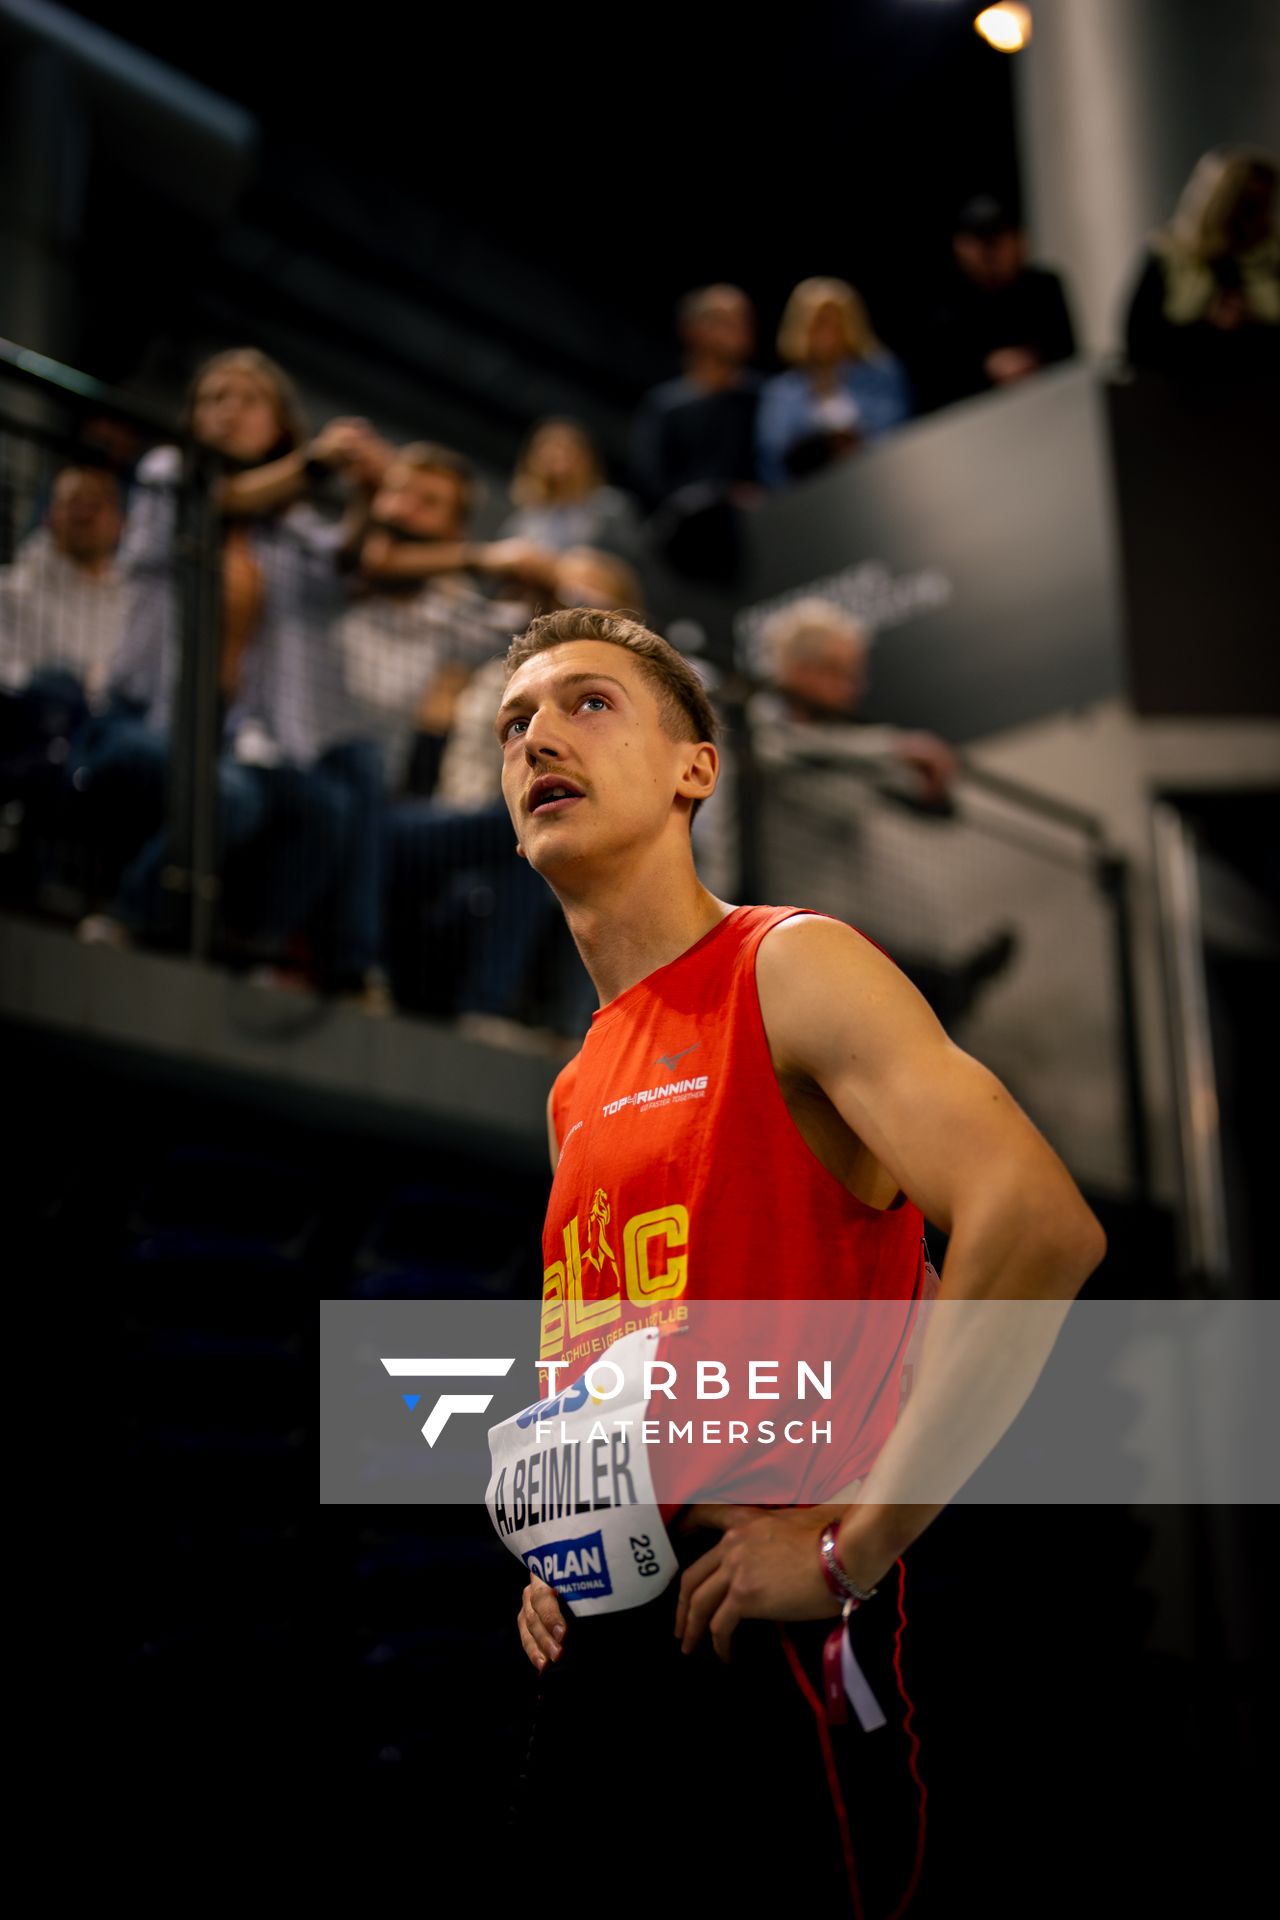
{"left": 692, "top": 597, "right": 1015, "bottom": 1028}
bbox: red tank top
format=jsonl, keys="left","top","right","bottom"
{"left": 541, "top": 904, "right": 928, "bottom": 1500}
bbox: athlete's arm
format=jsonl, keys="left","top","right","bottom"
{"left": 757, "top": 913, "right": 1103, "bottom": 1256}
{"left": 547, "top": 1085, "right": 560, "bottom": 1175}
{"left": 515, "top": 1085, "right": 569, "bottom": 1673}
{"left": 677, "top": 913, "right": 1106, "bottom": 1658}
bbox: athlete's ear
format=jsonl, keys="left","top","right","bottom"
{"left": 677, "top": 741, "right": 718, "bottom": 806}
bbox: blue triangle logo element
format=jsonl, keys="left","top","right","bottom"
{"left": 402, "top": 1393, "right": 420, "bottom": 1412}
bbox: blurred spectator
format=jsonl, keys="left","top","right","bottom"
{"left": 629, "top": 286, "right": 762, "bottom": 581}
{"left": 0, "top": 464, "right": 125, "bottom": 705}
{"left": 500, "top": 418, "right": 640, "bottom": 559}
{"left": 694, "top": 599, "right": 1014, "bottom": 1023}
{"left": 77, "top": 348, "right": 391, "bottom": 998}
{"left": 756, "top": 278, "right": 912, "bottom": 488}
{"left": 0, "top": 464, "right": 127, "bottom": 900}
{"left": 340, "top": 443, "right": 530, "bottom": 797}
{"left": 78, "top": 414, "right": 144, "bottom": 487}
{"left": 629, "top": 284, "right": 759, "bottom": 583}
{"left": 913, "top": 197, "right": 1076, "bottom": 412}
{"left": 753, "top": 598, "right": 958, "bottom": 801}
{"left": 1125, "top": 148, "right": 1280, "bottom": 382}
{"left": 630, "top": 286, "right": 762, "bottom": 506}
{"left": 100, "top": 347, "right": 365, "bottom": 735}
{"left": 383, "top": 547, "right": 638, "bottom": 1035}
{"left": 195, "top": 352, "right": 398, "bottom": 1001}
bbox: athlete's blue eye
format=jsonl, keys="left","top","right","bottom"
{"left": 502, "top": 693, "right": 608, "bottom": 742}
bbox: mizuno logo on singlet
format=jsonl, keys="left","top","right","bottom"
{"left": 656, "top": 1042, "right": 699, "bottom": 1073}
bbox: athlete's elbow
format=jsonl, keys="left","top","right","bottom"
{"left": 950, "top": 1184, "right": 1106, "bottom": 1297}
{"left": 989, "top": 1178, "right": 1108, "bottom": 1296}
{"left": 1074, "top": 1207, "right": 1108, "bottom": 1286}
{"left": 1037, "top": 1198, "right": 1108, "bottom": 1296}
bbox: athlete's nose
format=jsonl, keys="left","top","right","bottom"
{"left": 522, "top": 706, "right": 566, "bottom": 765}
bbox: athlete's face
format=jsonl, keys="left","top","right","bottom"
{"left": 495, "top": 640, "right": 715, "bottom": 876}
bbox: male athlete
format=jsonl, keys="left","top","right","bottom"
{"left": 490, "top": 609, "right": 1106, "bottom": 1915}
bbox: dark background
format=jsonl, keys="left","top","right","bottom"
{"left": 57, "top": 0, "right": 1021, "bottom": 466}
{"left": 15, "top": 1012, "right": 1254, "bottom": 1909}
{"left": 4, "top": 1, "right": 1271, "bottom": 1898}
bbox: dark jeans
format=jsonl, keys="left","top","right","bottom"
{"left": 308, "top": 737, "right": 385, "bottom": 983}
{"left": 76, "top": 716, "right": 379, "bottom": 975}
{"left": 385, "top": 798, "right": 571, "bottom": 1020}
{"left": 0, "top": 668, "right": 91, "bottom": 776}
{"left": 0, "top": 671, "right": 96, "bottom": 897}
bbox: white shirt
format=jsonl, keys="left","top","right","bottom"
{"left": 0, "top": 529, "right": 126, "bottom": 702}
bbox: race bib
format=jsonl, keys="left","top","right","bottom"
{"left": 486, "top": 1325, "right": 678, "bottom": 1616}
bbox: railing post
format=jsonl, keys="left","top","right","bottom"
{"left": 1150, "top": 803, "right": 1232, "bottom": 1290}
{"left": 169, "top": 442, "right": 222, "bottom": 960}
{"left": 1096, "top": 847, "right": 1152, "bottom": 1210}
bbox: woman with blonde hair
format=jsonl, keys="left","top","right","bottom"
{"left": 1125, "top": 146, "right": 1280, "bottom": 379}
{"left": 757, "top": 276, "right": 912, "bottom": 487}
{"left": 500, "top": 417, "right": 639, "bottom": 559}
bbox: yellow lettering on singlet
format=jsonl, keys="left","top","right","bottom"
{"left": 540, "top": 1261, "right": 566, "bottom": 1360}
{"left": 542, "top": 1198, "right": 691, "bottom": 1359}
{"left": 565, "top": 1216, "right": 617, "bottom": 1340}
{"left": 624, "top": 1204, "right": 689, "bottom": 1305}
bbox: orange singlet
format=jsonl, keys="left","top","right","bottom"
{"left": 540, "top": 903, "right": 930, "bottom": 1506}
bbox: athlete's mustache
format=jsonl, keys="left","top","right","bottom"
{"left": 526, "top": 773, "right": 587, "bottom": 812}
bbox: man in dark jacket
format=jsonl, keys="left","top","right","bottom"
{"left": 914, "top": 196, "right": 1077, "bottom": 412}
{"left": 628, "top": 285, "right": 763, "bottom": 582}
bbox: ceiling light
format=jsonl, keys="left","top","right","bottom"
{"left": 974, "top": 5, "right": 1032, "bottom": 53}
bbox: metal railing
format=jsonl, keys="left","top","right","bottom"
{"left": 0, "top": 338, "right": 592, "bottom": 1028}
{"left": 1151, "top": 802, "right": 1233, "bottom": 1289}
{"left": 1, "top": 336, "right": 1153, "bottom": 1203}
{"left": 702, "top": 678, "right": 1151, "bottom": 1206}
{"left": 0, "top": 339, "right": 228, "bottom": 952}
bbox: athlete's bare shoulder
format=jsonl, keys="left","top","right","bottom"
{"left": 755, "top": 911, "right": 1105, "bottom": 1255}
{"left": 755, "top": 911, "right": 940, "bottom": 1083}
